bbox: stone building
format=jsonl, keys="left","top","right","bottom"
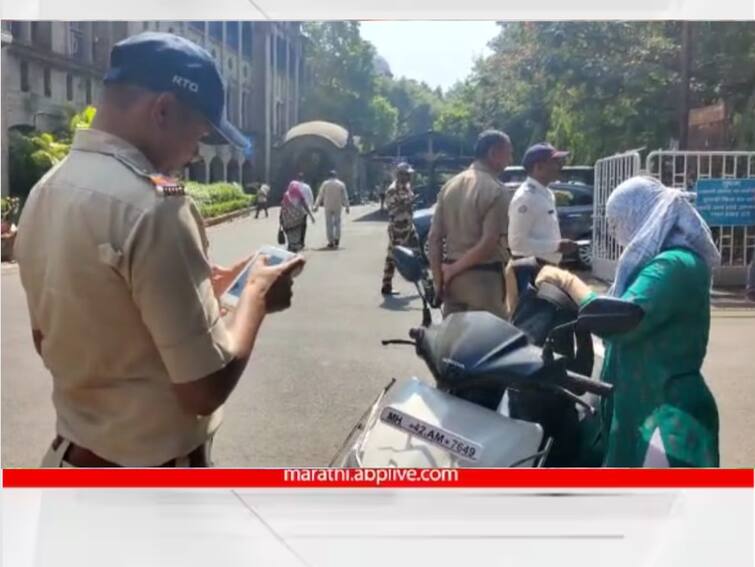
{"left": 1, "top": 20, "right": 304, "bottom": 197}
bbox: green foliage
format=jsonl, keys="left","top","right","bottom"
{"left": 69, "top": 106, "right": 97, "bottom": 133}
{"left": 197, "top": 199, "right": 254, "bottom": 219}
{"left": 301, "top": 22, "right": 380, "bottom": 146}
{"left": 8, "top": 105, "right": 99, "bottom": 200}
{"left": 367, "top": 95, "right": 399, "bottom": 145}
{"left": 377, "top": 77, "right": 445, "bottom": 137}
{"left": 1, "top": 196, "right": 21, "bottom": 226}
{"left": 185, "top": 182, "right": 254, "bottom": 219}
{"left": 431, "top": 22, "right": 755, "bottom": 162}
{"left": 301, "top": 23, "right": 447, "bottom": 149}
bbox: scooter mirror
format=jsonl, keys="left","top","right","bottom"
{"left": 392, "top": 246, "right": 423, "bottom": 283}
{"left": 576, "top": 297, "right": 644, "bottom": 335}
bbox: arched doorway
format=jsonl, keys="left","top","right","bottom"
{"left": 273, "top": 121, "right": 352, "bottom": 202}
{"left": 189, "top": 159, "right": 207, "bottom": 183}
{"left": 242, "top": 160, "right": 254, "bottom": 189}
{"left": 209, "top": 156, "right": 224, "bottom": 183}
{"left": 227, "top": 159, "right": 240, "bottom": 183}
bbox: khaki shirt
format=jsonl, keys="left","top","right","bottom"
{"left": 314, "top": 178, "right": 349, "bottom": 212}
{"left": 429, "top": 161, "right": 512, "bottom": 264}
{"left": 13, "top": 128, "right": 234, "bottom": 466}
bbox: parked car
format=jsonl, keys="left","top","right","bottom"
{"left": 413, "top": 181, "right": 594, "bottom": 270}
{"left": 500, "top": 165, "right": 595, "bottom": 187}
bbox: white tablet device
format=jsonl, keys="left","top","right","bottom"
{"left": 220, "top": 246, "right": 301, "bottom": 309}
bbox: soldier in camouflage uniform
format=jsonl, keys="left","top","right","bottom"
{"left": 382, "top": 162, "right": 419, "bottom": 296}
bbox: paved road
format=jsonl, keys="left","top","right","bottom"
{"left": 2, "top": 203, "right": 754, "bottom": 467}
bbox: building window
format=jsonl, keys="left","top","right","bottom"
{"left": 143, "top": 22, "right": 149, "bottom": 30}
{"left": 243, "top": 65, "right": 249, "bottom": 79}
{"left": 86, "top": 79, "right": 92, "bottom": 104}
{"left": 20, "top": 61, "right": 30, "bottom": 92}
{"left": 242, "top": 22, "right": 253, "bottom": 59}
{"left": 189, "top": 21, "right": 205, "bottom": 34}
{"left": 228, "top": 58, "right": 233, "bottom": 70}
{"left": 168, "top": 27, "right": 175, "bottom": 34}
{"left": 209, "top": 22, "right": 222, "bottom": 42}
{"left": 66, "top": 74, "right": 74, "bottom": 101}
{"left": 44, "top": 68, "right": 51, "bottom": 97}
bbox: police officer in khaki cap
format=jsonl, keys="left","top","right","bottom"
{"left": 428, "top": 130, "right": 513, "bottom": 319}
{"left": 14, "top": 32, "right": 304, "bottom": 467}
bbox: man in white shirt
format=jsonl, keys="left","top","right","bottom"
{"left": 508, "top": 143, "right": 578, "bottom": 265}
{"left": 314, "top": 170, "right": 350, "bottom": 249}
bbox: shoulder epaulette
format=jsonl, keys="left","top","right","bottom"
{"left": 112, "top": 154, "right": 185, "bottom": 197}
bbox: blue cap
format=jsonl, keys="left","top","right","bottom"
{"left": 103, "top": 32, "right": 252, "bottom": 157}
{"left": 522, "top": 143, "right": 569, "bottom": 171}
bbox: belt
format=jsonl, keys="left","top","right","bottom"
{"left": 52, "top": 435, "right": 210, "bottom": 468}
{"left": 443, "top": 260, "right": 504, "bottom": 273}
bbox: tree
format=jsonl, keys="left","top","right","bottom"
{"left": 377, "top": 77, "right": 444, "bottom": 137}
{"left": 432, "top": 22, "right": 754, "bottom": 162}
{"left": 367, "top": 95, "right": 399, "bottom": 147}
{"left": 301, "top": 22, "right": 381, "bottom": 147}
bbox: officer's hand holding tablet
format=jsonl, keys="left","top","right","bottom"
{"left": 221, "top": 246, "right": 305, "bottom": 314}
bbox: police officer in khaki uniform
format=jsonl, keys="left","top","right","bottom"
{"left": 13, "top": 32, "right": 304, "bottom": 468}
{"left": 428, "top": 130, "right": 513, "bottom": 319}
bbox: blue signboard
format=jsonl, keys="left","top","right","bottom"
{"left": 694, "top": 178, "right": 755, "bottom": 226}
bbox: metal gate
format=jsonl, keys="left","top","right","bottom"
{"left": 592, "top": 151, "right": 641, "bottom": 281}
{"left": 645, "top": 151, "right": 755, "bottom": 285}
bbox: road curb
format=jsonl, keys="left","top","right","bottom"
{"left": 204, "top": 206, "right": 256, "bottom": 228}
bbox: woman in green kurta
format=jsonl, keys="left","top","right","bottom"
{"left": 537, "top": 176, "right": 721, "bottom": 467}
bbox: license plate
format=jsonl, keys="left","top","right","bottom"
{"left": 379, "top": 407, "right": 482, "bottom": 462}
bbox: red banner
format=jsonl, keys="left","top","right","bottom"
{"left": 3, "top": 468, "right": 753, "bottom": 489}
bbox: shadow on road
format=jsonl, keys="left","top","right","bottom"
{"left": 353, "top": 209, "right": 388, "bottom": 223}
{"left": 379, "top": 294, "right": 422, "bottom": 312}
{"left": 310, "top": 246, "right": 348, "bottom": 252}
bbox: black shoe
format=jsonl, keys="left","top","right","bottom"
{"left": 327, "top": 242, "right": 334, "bottom": 249}
{"left": 335, "top": 240, "right": 340, "bottom": 248}
{"left": 381, "top": 286, "right": 399, "bottom": 296}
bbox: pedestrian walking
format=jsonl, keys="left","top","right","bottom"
{"left": 255, "top": 182, "right": 270, "bottom": 219}
{"left": 280, "top": 179, "right": 316, "bottom": 252}
{"left": 313, "top": 170, "right": 350, "bottom": 249}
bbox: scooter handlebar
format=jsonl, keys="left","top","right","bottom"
{"left": 561, "top": 369, "right": 613, "bottom": 397}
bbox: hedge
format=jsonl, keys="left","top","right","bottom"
{"left": 185, "top": 182, "right": 255, "bottom": 219}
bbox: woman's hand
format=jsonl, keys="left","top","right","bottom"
{"left": 535, "top": 265, "right": 592, "bottom": 304}
{"left": 535, "top": 265, "right": 576, "bottom": 289}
